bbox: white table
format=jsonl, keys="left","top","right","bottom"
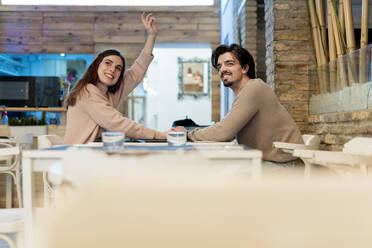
{"left": 22, "top": 150, "right": 65, "bottom": 248}
{"left": 21, "top": 143, "right": 262, "bottom": 248}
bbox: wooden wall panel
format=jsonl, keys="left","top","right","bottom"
{"left": 94, "top": 43, "right": 143, "bottom": 65}
{"left": 0, "top": 4, "right": 221, "bottom": 208}
{"left": 0, "top": 6, "right": 220, "bottom": 121}
{"left": 0, "top": 44, "right": 43, "bottom": 53}
{"left": 0, "top": 12, "right": 42, "bottom": 47}
{"left": 42, "top": 43, "right": 93, "bottom": 53}
{"left": 0, "top": 9, "right": 219, "bottom": 54}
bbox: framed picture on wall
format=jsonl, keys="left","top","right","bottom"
{"left": 177, "top": 57, "right": 211, "bottom": 99}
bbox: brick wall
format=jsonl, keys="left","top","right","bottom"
{"left": 265, "top": 0, "right": 316, "bottom": 132}
{"left": 243, "top": 1, "right": 257, "bottom": 61}
{"left": 308, "top": 110, "right": 372, "bottom": 151}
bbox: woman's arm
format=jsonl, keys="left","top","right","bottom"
{"left": 112, "top": 12, "right": 158, "bottom": 106}
{"left": 141, "top": 12, "right": 158, "bottom": 55}
{"left": 83, "top": 85, "right": 166, "bottom": 139}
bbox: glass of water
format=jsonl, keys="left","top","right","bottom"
{"left": 167, "top": 131, "right": 187, "bottom": 146}
{"left": 102, "top": 131, "right": 125, "bottom": 152}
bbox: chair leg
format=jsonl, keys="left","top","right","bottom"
{"left": 43, "top": 172, "right": 50, "bottom": 207}
{"left": 0, "top": 233, "right": 17, "bottom": 248}
{"left": 6, "top": 174, "right": 12, "bottom": 208}
{"left": 16, "top": 171, "right": 23, "bottom": 208}
{"left": 303, "top": 160, "right": 313, "bottom": 180}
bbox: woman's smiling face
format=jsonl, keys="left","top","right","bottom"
{"left": 97, "top": 55, "right": 124, "bottom": 86}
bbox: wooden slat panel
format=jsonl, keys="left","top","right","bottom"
{"left": 94, "top": 22, "right": 148, "bottom": 31}
{"left": 94, "top": 43, "right": 143, "bottom": 65}
{"left": 94, "top": 22, "right": 201, "bottom": 33}
{"left": 42, "top": 30, "right": 93, "bottom": 44}
{"left": 0, "top": 44, "right": 44, "bottom": 53}
{"left": 43, "top": 12, "right": 94, "bottom": 30}
{"left": 94, "top": 12, "right": 140, "bottom": 24}
{"left": 43, "top": 22, "right": 94, "bottom": 30}
{"left": 198, "top": 23, "right": 220, "bottom": 31}
{"left": 0, "top": 12, "right": 42, "bottom": 24}
{"left": 42, "top": 43, "right": 93, "bottom": 53}
{"left": 94, "top": 29, "right": 146, "bottom": 43}
{"left": 0, "top": 10, "right": 220, "bottom": 54}
{"left": 0, "top": 29, "right": 42, "bottom": 44}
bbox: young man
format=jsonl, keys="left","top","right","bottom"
{"left": 187, "top": 44, "right": 303, "bottom": 162}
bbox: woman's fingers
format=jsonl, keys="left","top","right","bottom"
{"left": 141, "top": 12, "right": 146, "bottom": 24}
{"left": 141, "top": 12, "right": 157, "bottom": 36}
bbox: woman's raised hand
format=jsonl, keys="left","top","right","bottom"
{"left": 141, "top": 12, "right": 158, "bottom": 37}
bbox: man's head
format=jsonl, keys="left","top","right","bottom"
{"left": 211, "top": 44, "right": 256, "bottom": 87}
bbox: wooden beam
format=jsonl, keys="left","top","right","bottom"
{"left": 343, "top": 0, "right": 356, "bottom": 53}
{"left": 338, "top": 0, "right": 345, "bottom": 34}
{"left": 316, "top": 0, "right": 328, "bottom": 57}
{"left": 361, "top": 0, "right": 369, "bottom": 48}
{"left": 327, "top": 0, "right": 336, "bottom": 61}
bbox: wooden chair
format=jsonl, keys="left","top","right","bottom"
{"left": 0, "top": 143, "right": 22, "bottom": 208}
{"left": 37, "top": 135, "right": 64, "bottom": 205}
{"left": 273, "top": 135, "right": 320, "bottom": 179}
{"left": 273, "top": 134, "right": 320, "bottom": 154}
{"left": 293, "top": 137, "right": 372, "bottom": 180}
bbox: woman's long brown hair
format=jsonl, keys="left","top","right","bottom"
{"left": 65, "top": 49, "right": 126, "bottom": 107}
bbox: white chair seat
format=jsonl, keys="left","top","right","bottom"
{"left": 343, "top": 137, "right": 372, "bottom": 156}
{"left": 273, "top": 134, "right": 320, "bottom": 154}
{"left": 293, "top": 137, "right": 372, "bottom": 179}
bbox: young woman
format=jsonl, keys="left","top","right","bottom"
{"left": 64, "top": 12, "right": 184, "bottom": 144}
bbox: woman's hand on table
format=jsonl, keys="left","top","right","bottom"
{"left": 155, "top": 126, "right": 187, "bottom": 139}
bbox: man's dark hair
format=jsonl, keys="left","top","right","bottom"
{"left": 211, "top": 44, "right": 256, "bottom": 79}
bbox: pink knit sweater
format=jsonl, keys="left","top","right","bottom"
{"left": 64, "top": 51, "right": 162, "bottom": 144}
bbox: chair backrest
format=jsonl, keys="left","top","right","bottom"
{"left": 343, "top": 137, "right": 372, "bottom": 156}
{"left": 0, "top": 146, "right": 20, "bottom": 172}
{"left": 11, "top": 133, "right": 33, "bottom": 150}
{"left": 0, "top": 146, "right": 20, "bottom": 158}
{"left": 302, "top": 134, "right": 320, "bottom": 149}
{"left": 37, "top": 135, "right": 64, "bottom": 149}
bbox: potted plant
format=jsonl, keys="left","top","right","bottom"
{"left": 8, "top": 116, "right": 47, "bottom": 140}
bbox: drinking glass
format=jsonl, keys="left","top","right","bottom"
{"left": 102, "top": 132, "right": 125, "bottom": 152}
{"left": 167, "top": 132, "right": 186, "bottom": 146}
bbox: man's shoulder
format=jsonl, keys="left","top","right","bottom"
{"left": 249, "top": 78, "right": 270, "bottom": 88}
{"left": 240, "top": 78, "right": 271, "bottom": 93}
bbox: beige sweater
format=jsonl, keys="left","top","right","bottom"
{"left": 64, "top": 51, "right": 161, "bottom": 144}
{"left": 188, "top": 78, "right": 303, "bottom": 162}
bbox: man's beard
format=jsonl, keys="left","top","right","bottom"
{"left": 223, "top": 80, "right": 233, "bottom": 87}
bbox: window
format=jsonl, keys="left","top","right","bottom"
{"left": 132, "top": 44, "right": 213, "bottom": 131}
